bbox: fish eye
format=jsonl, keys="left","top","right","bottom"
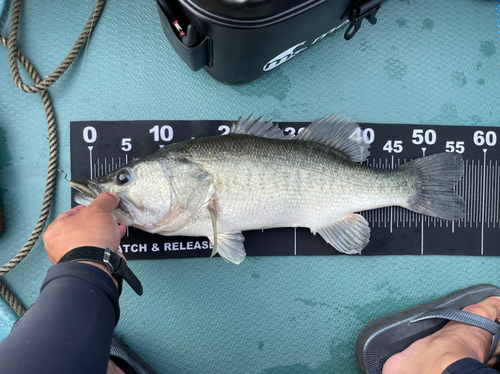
{"left": 116, "top": 169, "right": 131, "bottom": 185}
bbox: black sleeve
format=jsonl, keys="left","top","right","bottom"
{"left": 442, "top": 357, "right": 499, "bottom": 374}
{"left": 0, "top": 262, "right": 120, "bottom": 374}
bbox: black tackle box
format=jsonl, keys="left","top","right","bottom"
{"left": 155, "top": 0, "right": 388, "bottom": 85}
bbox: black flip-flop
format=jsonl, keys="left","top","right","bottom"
{"left": 110, "top": 334, "right": 158, "bottom": 374}
{"left": 355, "top": 284, "right": 500, "bottom": 374}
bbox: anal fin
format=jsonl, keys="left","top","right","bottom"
{"left": 208, "top": 232, "right": 246, "bottom": 265}
{"left": 312, "top": 213, "right": 370, "bottom": 255}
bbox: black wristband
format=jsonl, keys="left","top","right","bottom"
{"left": 58, "top": 247, "right": 143, "bottom": 296}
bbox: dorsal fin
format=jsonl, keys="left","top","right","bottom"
{"left": 231, "top": 113, "right": 370, "bottom": 162}
{"left": 294, "top": 114, "right": 370, "bottom": 162}
{"left": 231, "top": 115, "right": 286, "bottom": 139}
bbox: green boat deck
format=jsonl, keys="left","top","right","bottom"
{"left": 1, "top": 1, "right": 499, "bottom": 373}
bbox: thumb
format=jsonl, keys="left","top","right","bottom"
{"left": 89, "top": 193, "right": 120, "bottom": 214}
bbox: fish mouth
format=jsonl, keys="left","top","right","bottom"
{"left": 69, "top": 180, "right": 103, "bottom": 206}
{"left": 69, "top": 180, "right": 132, "bottom": 220}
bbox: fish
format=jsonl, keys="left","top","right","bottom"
{"left": 71, "top": 114, "right": 465, "bottom": 264}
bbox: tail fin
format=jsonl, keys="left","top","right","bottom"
{"left": 402, "top": 152, "right": 465, "bottom": 220}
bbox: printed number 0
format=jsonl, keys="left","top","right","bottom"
{"left": 362, "top": 128, "right": 375, "bottom": 144}
{"left": 83, "top": 126, "right": 97, "bottom": 143}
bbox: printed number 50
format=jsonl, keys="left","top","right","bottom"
{"left": 445, "top": 141, "right": 464, "bottom": 153}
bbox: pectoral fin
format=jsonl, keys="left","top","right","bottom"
{"left": 312, "top": 213, "right": 370, "bottom": 255}
{"left": 208, "top": 232, "right": 246, "bottom": 265}
{"left": 207, "top": 205, "right": 218, "bottom": 257}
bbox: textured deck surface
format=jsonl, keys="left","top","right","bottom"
{"left": 0, "top": 0, "right": 499, "bottom": 372}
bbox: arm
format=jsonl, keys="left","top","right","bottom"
{"left": 443, "top": 358, "right": 500, "bottom": 373}
{"left": 0, "top": 194, "right": 127, "bottom": 374}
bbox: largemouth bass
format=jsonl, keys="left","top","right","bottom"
{"left": 71, "top": 114, "right": 465, "bottom": 264}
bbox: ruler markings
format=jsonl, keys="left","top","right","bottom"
{"left": 466, "top": 160, "right": 470, "bottom": 227}
{"left": 479, "top": 161, "right": 483, "bottom": 225}
{"left": 492, "top": 161, "right": 495, "bottom": 226}
{"left": 495, "top": 162, "right": 497, "bottom": 226}
{"left": 493, "top": 162, "right": 496, "bottom": 225}
{"left": 464, "top": 161, "right": 468, "bottom": 226}
{"left": 471, "top": 162, "right": 475, "bottom": 226}
{"left": 496, "top": 162, "right": 499, "bottom": 227}
{"left": 487, "top": 160, "right": 491, "bottom": 228}
{"left": 472, "top": 161, "right": 476, "bottom": 225}
{"left": 475, "top": 161, "right": 478, "bottom": 225}
{"left": 474, "top": 161, "right": 477, "bottom": 225}
{"left": 481, "top": 151, "right": 486, "bottom": 254}
{"left": 471, "top": 162, "right": 474, "bottom": 225}
{"left": 70, "top": 121, "right": 500, "bottom": 259}
{"left": 456, "top": 170, "right": 461, "bottom": 229}
{"left": 88, "top": 147, "right": 93, "bottom": 180}
{"left": 421, "top": 134, "right": 426, "bottom": 253}
{"left": 465, "top": 160, "right": 470, "bottom": 226}
{"left": 490, "top": 160, "right": 493, "bottom": 228}
{"left": 493, "top": 163, "right": 496, "bottom": 227}
{"left": 478, "top": 161, "right": 482, "bottom": 225}
{"left": 493, "top": 161, "right": 500, "bottom": 227}
{"left": 495, "top": 163, "right": 498, "bottom": 227}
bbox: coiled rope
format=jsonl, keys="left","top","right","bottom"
{"left": 0, "top": 0, "right": 106, "bottom": 317}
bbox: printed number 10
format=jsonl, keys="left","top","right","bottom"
{"left": 149, "top": 125, "right": 174, "bottom": 142}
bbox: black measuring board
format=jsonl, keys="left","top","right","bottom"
{"left": 70, "top": 120, "right": 500, "bottom": 260}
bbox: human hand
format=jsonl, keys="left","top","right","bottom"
{"left": 43, "top": 193, "right": 127, "bottom": 264}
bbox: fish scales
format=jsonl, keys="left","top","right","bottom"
{"left": 166, "top": 134, "right": 409, "bottom": 235}
{"left": 71, "top": 114, "right": 465, "bottom": 264}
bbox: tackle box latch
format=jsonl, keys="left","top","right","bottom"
{"left": 343, "top": 0, "right": 388, "bottom": 41}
